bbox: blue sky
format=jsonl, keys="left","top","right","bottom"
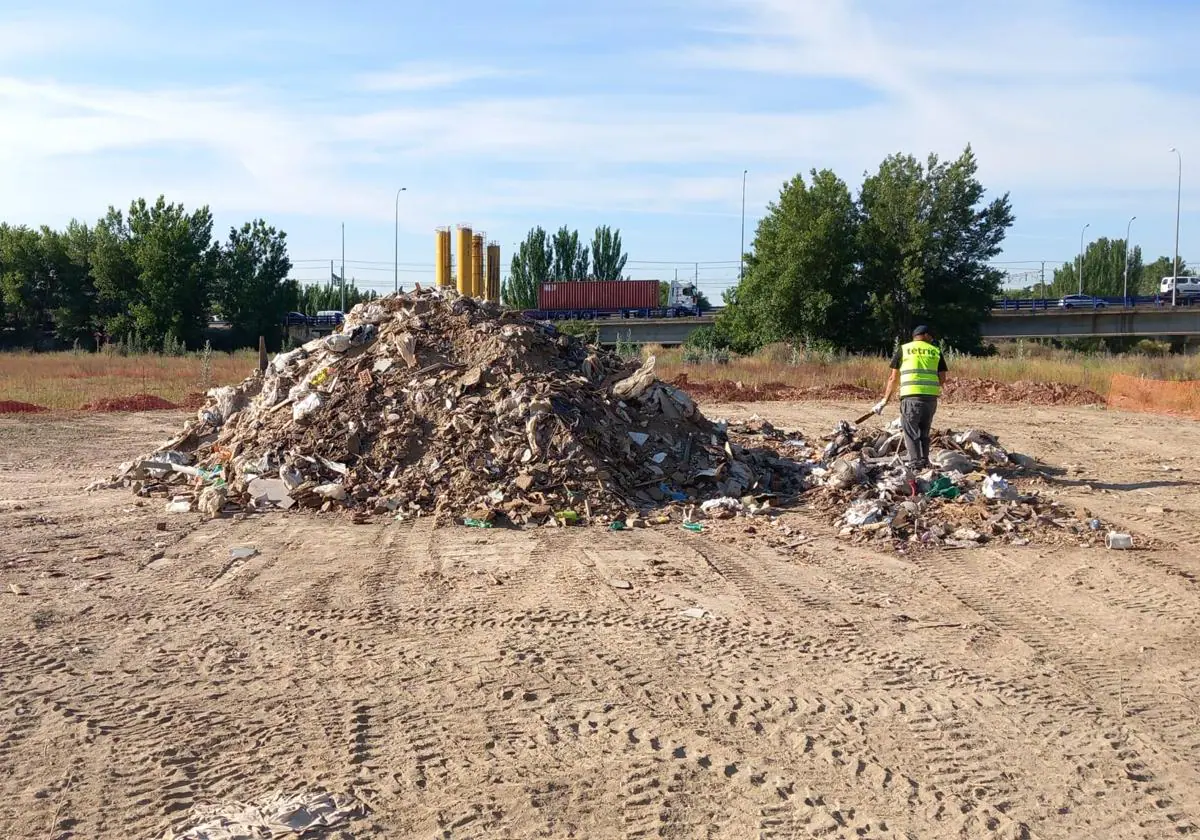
{"left": 1, "top": 0, "right": 1199, "bottom": 297}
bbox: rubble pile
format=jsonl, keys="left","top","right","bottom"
{"left": 97, "top": 288, "right": 810, "bottom": 526}
{"left": 806, "top": 420, "right": 1112, "bottom": 549}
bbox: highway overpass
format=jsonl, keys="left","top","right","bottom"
{"left": 980, "top": 308, "right": 1200, "bottom": 339}
{"left": 591, "top": 307, "right": 1200, "bottom": 346}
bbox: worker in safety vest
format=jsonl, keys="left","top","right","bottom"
{"left": 871, "top": 325, "right": 948, "bottom": 470}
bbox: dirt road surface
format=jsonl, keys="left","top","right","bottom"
{"left": 2, "top": 403, "right": 1199, "bottom": 839}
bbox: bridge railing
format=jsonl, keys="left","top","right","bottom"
{"left": 991, "top": 295, "right": 1167, "bottom": 311}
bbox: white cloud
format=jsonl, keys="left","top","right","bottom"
{"left": 0, "top": 0, "right": 1197, "bottom": 261}
{"left": 355, "top": 63, "right": 511, "bottom": 92}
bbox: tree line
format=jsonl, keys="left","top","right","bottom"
{"left": 1000, "top": 241, "right": 1188, "bottom": 299}
{"left": 0, "top": 196, "right": 377, "bottom": 353}
{"left": 709, "top": 146, "right": 1012, "bottom": 354}
{"left": 502, "top": 224, "right": 630, "bottom": 309}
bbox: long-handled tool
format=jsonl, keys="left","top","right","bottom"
{"left": 852, "top": 409, "right": 876, "bottom": 425}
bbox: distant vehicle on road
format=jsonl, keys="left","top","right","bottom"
{"left": 1160, "top": 276, "right": 1200, "bottom": 298}
{"left": 284, "top": 311, "right": 309, "bottom": 326}
{"left": 1058, "top": 294, "right": 1107, "bottom": 309}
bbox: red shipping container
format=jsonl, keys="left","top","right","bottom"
{"left": 538, "top": 280, "right": 659, "bottom": 312}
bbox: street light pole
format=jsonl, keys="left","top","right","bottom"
{"left": 394, "top": 187, "right": 407, "bottom": 294}
{"left": 740, "top": 169, "right": 748, "bottom": 282}
{"left": 1123, "top": 215, "right": 1136, "bottom": 304}
{"left": 1170, "top": 147, "right": 1182, "bottom": 307}
{"left": 1078, "top": 223, "right": 1090, "bottom": 296}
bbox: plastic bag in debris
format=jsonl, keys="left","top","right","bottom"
{"left": 932, "top": 450, "right": 975, "bottom": 474}
{"left": 348, "top": 323, "right": 378, "bottom": 347}
{"left": 613, "top": 356, "right": 657, "bottom": 401}
{"left": 825, "top": 458, "right": 865, "bottom": 490}
{"left": 324, "top": 333, "right": 352, "bottom": 353}
{"left": 313, "top": 483, "right": 348, "bottom": 501}
{"left": 351, "top": 302, "right": 389, "bottom": 326}
{"left": 206, "top": 386, "right": 242, "bottom": 425}
{"left": 700, "top": 497, "right": 744, "bottom": 515}
{"left": 272, "top": 348, "right": 304, "bottom": 373}
{"left": 983, "top": 473, "right": 1018, "bottom": 500}
{"left": 924, "top": 476, "right": 960, "bottom": 500}
{"left": 844, "top": 501, "right": 885, "bottom": 526}
{"left": 293, "top": 392, "right": 324, "bottom": 422}
{"left": 145, "top": 450, "right": 190, "bottom": 479}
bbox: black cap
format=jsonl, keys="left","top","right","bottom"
{"left": 912, "top": 325, "right": 931, "bottom": 338}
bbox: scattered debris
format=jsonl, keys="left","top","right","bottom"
{"left": 680, "top": 607, "right": 709, "bottom": 619}
{"left": 806, "top": 421, "right": 1114, "bottom": 550}
{"left": 1106, "top": 532, "right": 1134, "bottom": 550}
{"left": 609, "top": 579, "right": 633, "bottom": 590}
{"left": 161, "top": 789, "right": 365, "bottom": 840}
{"left": 229, "top": 546, "right": 258, "bottom": 560}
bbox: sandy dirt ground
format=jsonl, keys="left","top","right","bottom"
{"left": 2, "top": 401, "right": 1199, "bottom": 839}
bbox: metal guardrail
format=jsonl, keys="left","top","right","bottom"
{"left": 990, "top": 295, "right": 1194, "bottom": 311}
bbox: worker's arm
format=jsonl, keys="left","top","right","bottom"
{"left": 872, "top": 368, "right": 898, "bottom": 414}
{"left": 882, "top": 368, "right": 898, "bottom": 403}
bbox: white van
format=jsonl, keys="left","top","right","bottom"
{"left": 1160, "top": 276, "right": 1200, "bottom": 297}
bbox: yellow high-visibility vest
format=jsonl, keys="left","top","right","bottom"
{"left": 899, "top": 340, "right": 942, "bottom": 398}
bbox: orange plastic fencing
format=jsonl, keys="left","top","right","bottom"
{"left": 1108, "top": 374, "right": 1200, "bottom": 418}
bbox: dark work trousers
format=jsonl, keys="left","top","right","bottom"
{"left": 900, "top": 396, "right": 937, "bottom": 468}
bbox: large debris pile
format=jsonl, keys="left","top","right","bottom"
{"left": 802, "top": 420, "right": 1112, "bottom": 549}
{"left": 98, "top": 289, "right": 809, "bottom": 525}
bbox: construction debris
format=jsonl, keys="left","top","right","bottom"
{"left": 806, "top": 419, "right": 1114, "bottom": 549}
{"left": 100, "top": 288, "right": 810, "bottom": 526}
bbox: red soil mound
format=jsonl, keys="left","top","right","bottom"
{"left": 81, "top": 394, "right": 180, "bottom": 412}
{"left": 0, "top": 400, "right": 48, "bottom": 414}
{"left": 943, "top": 378, "right": 1104, "bottom": 406}
{"left": 672, "top": 373, "right": 1103, "bottom": 407}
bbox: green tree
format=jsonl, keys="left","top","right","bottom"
{"left": 715, "top": 169, "right": 864, "bottom": 352}
{"left": 550, "top": 226, "right": 589, "bottom": 280}
{"left": 125, "top": 196, "right": 216, "bottom": 350}
{"left": 42, "top": 223, "right": 96, "bottom": 344}
{"left": 298, "top": 278, "right": 376, "bottom": 314}
{"left": 91, "top": 206, "right": 140, "bottom": 340}
{"left": 0, "top": 225, "right": 50, "bottom": 341}
{"left": 590, "top": 225, "right": 627, "bottom": 281}
{"left": 1049, "top": 238, "right": 1144, "bottom": 298}
{"left": 503, "top": 226, "right": 552, "bottom": 309}
{"left": 858, "top": 146, "right": 1013, "bottom": 352}
{"left": 214, "top": 220, "right": 296, "bottom": 348}
{"left": 1144, "top": 256, "right": 1190, "bottom": 294}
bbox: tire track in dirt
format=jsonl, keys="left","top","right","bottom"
{"left": 915, "top": 549, "right": 1200, "bottom": 835}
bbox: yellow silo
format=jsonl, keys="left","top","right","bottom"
{"left": 487, "top": 242, "right": 501, "bottom": 303}
{"left": 456, "top": 225, "right": 473, "bottom": 296}
{"left": 434, "top": 227, "right": 452, "bottom": 288}
{"left": 471, "top": 233, "right": 485, "bottom": 298}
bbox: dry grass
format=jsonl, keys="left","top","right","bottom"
{"left": 0, "top": 351, "right": 257, "bottom": 410}
{"left": 646, "top": 342, "right": 1200, "bottom": 397}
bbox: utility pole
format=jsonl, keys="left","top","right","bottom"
{"left": 1078, "top": 223, "right": 1090, "bottom": 296}
{"left": 340, "top": 223, "right": 346, "bottom": 312}
{"left": 1040, "top": 261, "right": 1045, "bottom": 302}
{"left": 740, "top": 169, "right": 748, "bottom": 282}
{"left": 1124, "top": 215, "right": 1136, "bottom": 304}
{"left": 394, "top": 187, "right": 407, "bottom": 294}
{"left": 1170, "top": 147, "right": 1182, "bottom": 307}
